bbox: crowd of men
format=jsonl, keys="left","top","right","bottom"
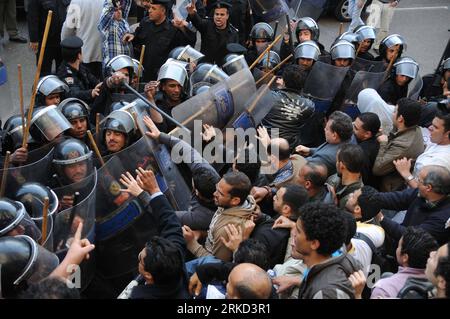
{"left": 0, "top": 0, "right": 449, "bottom": 300}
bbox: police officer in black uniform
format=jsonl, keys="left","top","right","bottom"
{"left": 57, "top": 36, "right": 101, "bottom": 105}
{"left": 123, "top": 0, "right": 196, "bottom": 82}
{"left": 187, "top": 0, "right": 239, "bottom": 65}
{"left": 421, "top": 58, "right": 450, "bottom": 102}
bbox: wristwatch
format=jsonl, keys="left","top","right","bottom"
{"left": 405, "top": 175, "right": 414, "bottom": 182}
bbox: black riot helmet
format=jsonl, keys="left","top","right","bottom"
{"left": 14, "top": 182, "right": 59, "bottom": 220}
{"left": 250, "top": 22, "right": 274, "bottom": 42}
{"left": 0, "top": 235, "right": 59, "bottom": 298}
{"left": 106, "top": 54, "right": 135, "bottom": 85}
{"left": 0, "top": 198, "right": 41, "bottom": 241}
{"left": 1, "top": 115, "right": 33, "bottom": 153}
{"left": 295, "top": 17, "right": 320, "bottom": 42}
{"left": 53, "top": 138, "right": 94, "bottom": 185}
{"left": 379, "top": 34, "right": 407, "bottom": 61}
{"left": 58, "top": 98, "right": 90, "bottom": 121}
{"left": 101, "top": 110, "right": 136, "bottom": 148}
{"left": 35, "top": 75, "right": 69, "bottom": 106}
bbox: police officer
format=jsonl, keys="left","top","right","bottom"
{"left": 294, "top": 40, "right": 321, "bottom": 74}
{"left": 123, "top": 0, "right": 196, "bottom": 82}
{"left": 187, "top": 0, "right": 239, "bottom": 65}
{"left": 280, "top": 17, "right": 328, "bottom": 63}
{"left": 144, "top": 60, "right": 189, "bottom": 133}
{"left": 375, "top": 33, "right": 407, "bottom": 67}
{"left": 100, "top": 110, "right": 137, "bottom": 156}
{"left": 90, "top": 55, "right": 135, "bottom": 120}
{"left": 245, "top": 22, "right": 274, "bottom": 66}
{"left": 35, "top": 75, "right": 69, "bottom": 107}
{"left": 57, "top": 36, "right": 102, "bottom": 105}
{"left": 354, "top": 25, "right": 377, "bottom": 60}
{"left": 377, "top": 56, "right": 419, "bottom": 105}
{"left": 59, "top": 98, "right": 91, "bottom": 142}
{"left": 0, "top": 198, "right": 42, "bottom": 241}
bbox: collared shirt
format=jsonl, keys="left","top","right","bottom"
{"left": 98, "top": 0, "right": 132, "bottom": 65}
{"left": 371, "top": 266, "right": 426, "bottom": 299}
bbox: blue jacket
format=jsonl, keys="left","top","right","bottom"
{"left": 375, "top": 188, "right": 450, "bottom": 245}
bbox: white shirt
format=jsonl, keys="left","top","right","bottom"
{"left": 414, "top": 142, "right": 450, "bottom": 174}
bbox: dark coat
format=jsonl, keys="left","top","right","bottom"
{"left": 189, "top": 13, "right": 239, "bottom": 65}
{"left": 132, "top": 18, "right": 195, "bottom": 82}
{"left": 358, "top": 136, "right": 380, "bottom": 188}
{"left": 377, "top": 77, "right": 408, "bottom": 105}
{"left": 57, "top": 62, "right": 100, "bottom": 104}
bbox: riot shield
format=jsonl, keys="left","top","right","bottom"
{"left": 407, "top": 76, "right": 423, "bottom": 101}
{"left": 53, "top": 169, "right": 97, "bottom": 291}
{"left": 351, "top": 57, "right": 386, "bottom": 72}
{"left": 342, "top": 71, "right": 385, "bottom": 119}
{"left": 344, "top": 71, "right": 385, "bottom": 105}
{"left": 111, "top": 93, "right": 139, "bottom": 104}
{"left": 26, "top": 142, "right": 56, "bottom": 164}
{"left": 288, "top": 0, "right": 326, "bottom": 21}
{"left": 249, "top": 0, "right": 289, "bottom": 22}
{"left": 303, "top": 61, "right": 349, "bottom": 113}
{"left": 0, "top": 148, "right": 54, "bottom": 198}
{"left": 172, "top": 68, "right": 256, "bottom": 131}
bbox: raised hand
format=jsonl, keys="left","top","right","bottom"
{"left": 120, "top": 171, "right": 144, "bottom": 197}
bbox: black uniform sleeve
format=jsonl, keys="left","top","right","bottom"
{"left": 196, "top": 261, "right": 236, "bottom": 284}
{"left": 189, "top": 12, "right": 209, "bottom": 35}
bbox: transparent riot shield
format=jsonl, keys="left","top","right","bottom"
{"left": 249, "top": 0, "right": 290, "bottom": 22}
{"left": 26, "top": 141, "right": 56, "bottom": 164}
{"left": 344, "top": 71, "right": 385, "bottom": 105}
{"left": 407, "top": 76, "right": 423, "bottom": 101}
{"left": 343, "top": 71, "right": 385, "bottom": 119}
{"left": 52, "top": 169, "right": 97, "bottom": 291}
{"left": 303, "top": 61, "right": 349, "bottom": 112}
{"left": 172, "top": 68, "right": 256, "bottom": 131}
{"left": 351, "top": 57, "right": 386, "bottom": 72}
{"left": 0, "top": 148, "right": 54, "bottom": 198}
{"left": 288, "top": 0, "right": 326, "bottom": 21}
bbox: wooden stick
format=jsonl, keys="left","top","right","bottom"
{"left": 95, "top": 113, "right": 100, "bottom": 135}
{"left": 248, "top": 76, "right": 277, "bottom": 114}
{"left": 256, "top": 54, "right": 293, "bottom": 86}
{"left": 40, "top": 197, "right": 49, "bottom": 245}
{"left": 131, "top": 111, "right": 145, "bottom": 137}
{"left": 0, "top": 151, "right": 11, "bottom": 197}
{"left": 355, "top": 42, "right": 362, "bottom": 57}
{"left": 338, "top": 23, "right": 344, "bottom": 36}
{"left": 384, "top": 48, "right": 399, "bottom": 81}
{"left": 249, "top": 34, "right": 282, "bottom": 70}
{"left": 87, "top": 130, "right": 105, "bottom": 166}
{"left": 22, "top": 10, "right": 53, "bottom": 147}
{"left": 18, "top": 64, "right": 25, "bottom": 137}
{"left": 136, "top": 45, "right": 145, "bottom": 87}
{"left": 266, "top": 50, "right": 271, "bottom": 72}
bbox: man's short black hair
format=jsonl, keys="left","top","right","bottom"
{"left": 19, "top": 277, "right": 80, "bottom": 299}
{"left": 61, "top": 47, "right": 81, "bottom": 64}
{"left": 298, "top": 202, "right": 347, "bottom": 256}
{"left": 436, "top": 111, "right": 450, "bottom": 133}
{"left": 329, "top": 111, "right": 354, "bottom": 141}
{"left": 337, "top": 144, "right": 365, "bottom": 173}
{"left": 234, "top": 148, "right": 261, "bottom": 185}
{"left": 192, "top": 167, "right": 220, "bottom": 200}
{"left": 357, "top": 112, "right": 381, "bottom": 137}
{"left": 397, "top": 98, "right": 422, "bottom": 127}
{"left": 233, "top": 239, "right": 270, "bottom": 270}
{"left": 144, "top": 236, "right": 184, "bottom": 285}
{"left": 223, "top": 171, "right": 252, "bottom": 205}
{"left": 282, "top": 64, "right": 308, "bottom": 90}
{"left": 267, "top": 139, "right": 291, "bottom": 161}
{"left": 281, "top": 184, "right": 309, "bottom": 220}
{"left": 400, "top": 227, "right": 438, "bottom": 269}
{"left": 357, "top": 185, "right": 383, "bottom": 221}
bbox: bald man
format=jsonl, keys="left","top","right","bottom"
{"left": 226, "top": 263, "right": 272, "bottom": 299}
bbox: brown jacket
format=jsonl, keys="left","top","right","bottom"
{"left": 270, "top": 154, "right": 306, "bottom": 189}
{"left": 187, "top": 196, "right": 257, "bottom": 262}
{"left": 373, "top": 126, "right": 424, "bottom": 192}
